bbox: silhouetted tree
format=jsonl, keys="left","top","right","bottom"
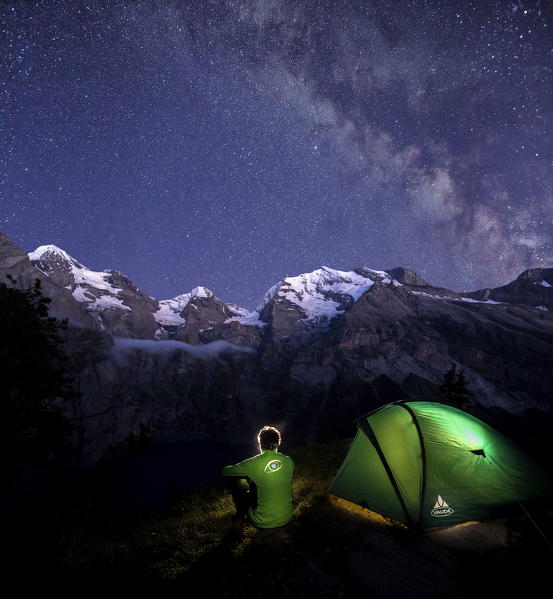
{"left": 0, "top": 275, "right": 80, "bottom": 485}
{"left": 438, "top": 362, "right": 472, "bottom": 409}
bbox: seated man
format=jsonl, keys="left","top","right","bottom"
{"left": 222, "top": 426, "right": 294, "bottom": 528}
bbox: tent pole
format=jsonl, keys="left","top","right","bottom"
{"left": 358, "top": 417, "right": 414, "bottom": 527}
{"left": 399, "top": 403, "right": 427, "bottom": 529}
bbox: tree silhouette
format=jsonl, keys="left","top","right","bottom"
{"left": 0, "top": 275, "right": 81, "bottom": 484}
{"left": 438, "top": 362, "right": 472, "bottom": 409}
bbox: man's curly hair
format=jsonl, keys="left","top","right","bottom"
{"left": 257, "top": 426, "right": 281, "bottom": 450}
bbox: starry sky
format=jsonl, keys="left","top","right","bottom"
{"left": 1, "top": 1, "right": 552, "bottom": 308}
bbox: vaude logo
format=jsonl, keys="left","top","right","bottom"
{"left": 431, "top": 495, "right": 454, "bottom": 517}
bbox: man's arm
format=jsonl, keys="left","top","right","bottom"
{"left": 221, "top": 456, "right": 254, "bottom": 477}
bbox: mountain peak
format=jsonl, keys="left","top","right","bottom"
{"left": 190, "top": 286, "right": 214, "bottom": 299}
{"left": 515, "top": 267, "right": 553, "bottom": 284}
{"left": 28, "top": 244, "right": 84, "bottom": 267}
{"left": 385, "top": 267, "right": 430, "bottom": 287}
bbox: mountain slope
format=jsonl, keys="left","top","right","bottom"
{"left": 467, "top": 267, "right": 553, "bottom": 310}
{"left": 286, "top": 280, "right": 553, "bottom": 440}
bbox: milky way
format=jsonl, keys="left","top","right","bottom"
{"left": 1, "top": 1, "right": 552, "bottom": 308}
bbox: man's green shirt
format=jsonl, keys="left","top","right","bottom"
{"left": 222, "top": 449, "right": 294, "bottom": 528}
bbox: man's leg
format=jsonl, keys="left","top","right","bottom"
{"left": 226, "top": 477, "right": 253, "bottom": 520}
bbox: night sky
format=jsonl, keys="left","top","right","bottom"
{"left": 2, "top": 1, "right": 552, "bottom": 309}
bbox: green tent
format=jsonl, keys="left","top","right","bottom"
{"left": 328, "top": 401, "right": 552, "bottom": 528}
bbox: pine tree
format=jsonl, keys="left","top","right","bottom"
{"left": 0, "top": 275, "right": 81, "bottom": 483}
{"left": 438, "top": 362, "right": 471, "bottom": 409}
{"left": 438, "top": 363, "right": 457, "bottom": 402}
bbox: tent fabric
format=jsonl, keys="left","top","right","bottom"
{"left": 328, "top": 401, "right": 552, "bottom": 528}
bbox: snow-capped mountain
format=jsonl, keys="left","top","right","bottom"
{"left": 154, "top": 287, "right": 214, "bottom": 329}
{"left": 153, "top": 287, "right": 264, "bottom": 344}
{"left": 258, "top": 266, "right": 400, "bottom": 324}
{"left": 28, "top": 244, "right": 160, "bottom": 338}
{"left": 153, "top": 287, "right": 250, "bottom": 327}
{"left": 30, "top": 245, "right": 134, "bottom": 312}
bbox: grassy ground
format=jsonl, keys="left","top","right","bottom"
{"left": 3, "top": 439, "right": 553, "bottom": 598}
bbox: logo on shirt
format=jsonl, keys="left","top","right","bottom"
{"left": 264, "top": 459, "right": 283, "bottom": 473}
{"left": 431, "top": 495, "right": 454, "bottom": 517}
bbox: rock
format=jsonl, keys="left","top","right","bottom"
{"left": 385, "top": 267, "right": 430, "bottom": 287}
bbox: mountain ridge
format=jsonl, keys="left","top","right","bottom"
{"left": 16, "top": 236, "right": 553, "bottom": 340}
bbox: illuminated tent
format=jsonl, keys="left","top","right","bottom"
{"left": 328, "top": 401, "right": 552, "bottom": 528}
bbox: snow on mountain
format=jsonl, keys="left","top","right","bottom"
{"left": 259, "top": 266, "right": 399, "bottom": 323}
{"left": 410, "top": 290, "right": 505, "bottom": 305}
{"left": 226, "top": 303, "right": 250, "bottom": 317}
{"left": 154, "top": 294, "right": 190, "bottom": 326}
{"left": 539, "top": 279, "right": 552, "bottom": 288}
{"left": 455, "top": 297, "right": 505, "bottom": 305}
{"left": 88, "top": 295, "right": 132, "bottom": 311}
{"left": 410, "top": 291, "right": 452, "bottom": 300}
{"left": 224, "top": 300, "right": 265, "bottom": 327}
{"left": 224, "top": 310, "right": 267, "bottom": 327}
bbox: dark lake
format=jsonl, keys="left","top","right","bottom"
{"left": 81, "top": 440, "right": 255, "bottom": 514}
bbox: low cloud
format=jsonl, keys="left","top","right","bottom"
{"left": 111, "top": 337, "right": 254, "bottom": 367}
